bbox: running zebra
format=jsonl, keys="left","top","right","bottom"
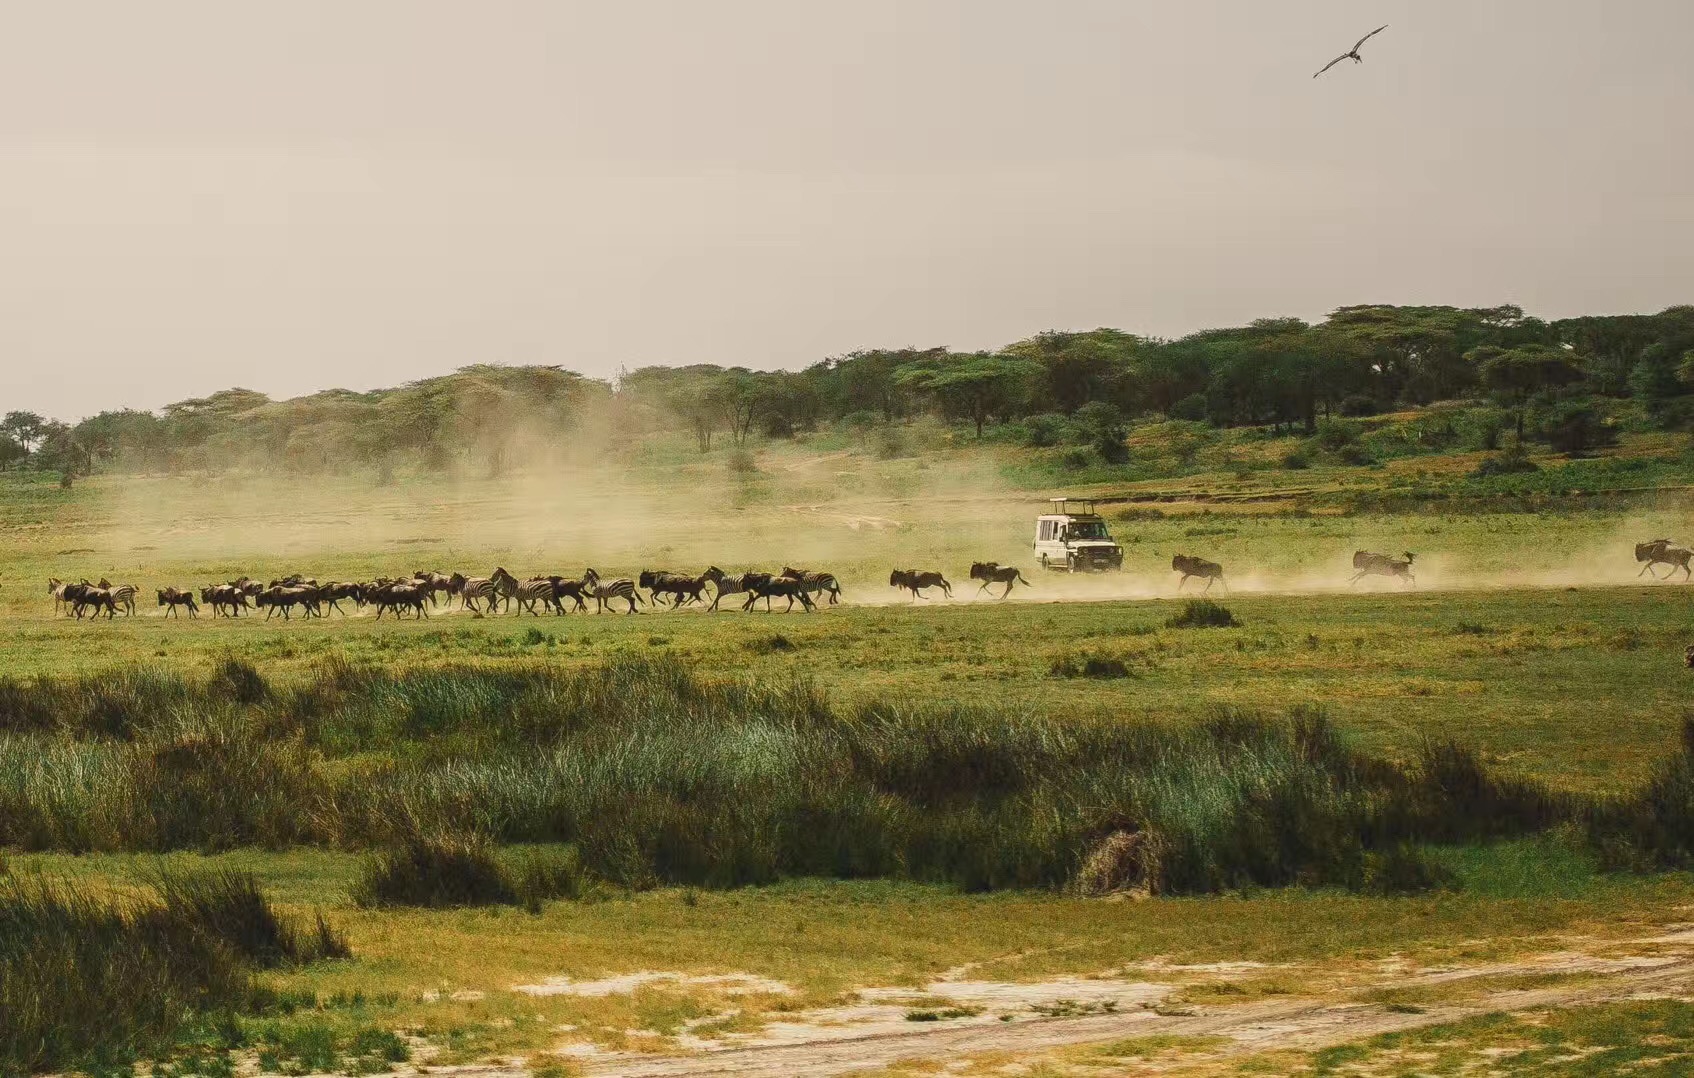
{"left": 1350, "top": 551, "right": 1415, "bottom": 586}
{"left": 889, "top": 569, "right": 951, "bottom": 600}
{"left": 700, "top": 567, "right": 769, "bottom": 612}
{"left": 1636, "top": 539, "right": 1693, "bottom": 582}
{"left": 156, "top": 587, "right": 200, "bottom": 618}
{"left": 506, "top": 572, "right": 570, "bottom": 616}
{"left": 47, "top": 578, "right": 74, "bottom": 615}
{"left": 779, "top": 567, "right": 842, "bottom": 606}
{"left": 1171, "top": 554, "right": 1226, "bottom": 594}
{"left": 583, "top": 568, "right": 643, "bottom": 614}
{"left": 97, "top": 578, "right": 139, "bottom": 616}
{"left": 968, "top": 562, "right": 1030, "bottom": 600}
{"left": 449, "top": 571, "right": 503, "bottom": 613}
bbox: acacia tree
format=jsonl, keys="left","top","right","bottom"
{"left": 1473, "top": 345, "right": 1583, "bottom": 439}
{"left": 893, "top": 352, "right": 1041, "bottom": 438}
{"left": 0, "top": 411, "right": 46, "bottom": 457}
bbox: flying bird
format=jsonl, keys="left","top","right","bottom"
{"left": 1313, "top": 24, "right": 1388, "bottom": 78}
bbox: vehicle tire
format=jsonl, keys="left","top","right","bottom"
{"left": 1038, "top": 554, "right": 1049, "bottom": 570}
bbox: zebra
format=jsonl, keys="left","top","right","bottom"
{"left": 700, "top": 567, "right": 769, "bottom": 612}
{"left": 47, "top": 578, "right": 75, "bottom": 615}
{"left": 506, "top": 573, "right": 570, "bottom": 616}
{"left": 968, "top": 562, "right": 1030, "bottom": 599}
{"left": 1171, "top": 554, "right": 1226, "bottom": 594}
{"left": 200, "top": 584, "right": 249, "bottom": 618}
{"left": 639, "top": 570, "right": 711, "bottom": 609}
{"left": 889, "top": 569, "right": 951, "bottom": 600}
{"left": 156, "top": 587, "right": 200, "bottom": 618}
{"left": 583, "top": 568, "right": 643, "bottom": 614}
{"left": 449, "top": 572, "right": 503, "bottom": 613}
{"left": 780, "top": 567, "right": 842, "bottom": 606}
{"left": 744, "top": 574, "right": 816, "bottom": 613}
{"left": 1636, "top": 540, "right": 1693, "bottom": 582}
{"left": 1350, "top": 551, "right": 1415, "bottom": 586}
{"left": 97, "top": 578, "right": 139, "bottom": 616}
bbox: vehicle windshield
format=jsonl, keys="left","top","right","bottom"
{"left": 1065, "top": 520, "right": 1110, "bottom": 540}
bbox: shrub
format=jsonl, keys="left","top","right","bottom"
{"left": 1281, "top": 450, "right": 1311, "bottom": 470}
{"left": 1166, "top": 600, "right": 1240, "bottom": 629}
{"left": 1470, "top": 446, "right": 1539, "bottom": 478}
{"left": 725, "top": 448, "right": 759, "bottom": 475}
{"left": 153, "top": 870, "right": 349, "bottom": 967}
{"left": 1049, "top": 655, "right": 1133, "bottom": 680}
{"left": 353, "top": 832, "right": 517, "bottom": 908}
{"left": 1021, "top": 413, "right": 1069, "bottom": 448}
{"left": 1538, "top": 403, "right": 1619, "bottom": 456}
{"left": 1339, "top": 394, "right": 1380, "bottom": 417}
{"left": 0, "top": 872, "right": 348, "bottom": 1077}
{"left": 1168, "top": 394, "right": 1208, "bottom": 422}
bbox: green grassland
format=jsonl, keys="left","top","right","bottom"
{"left": 7, "top": 426, "right": 1694, "bottom": 1075}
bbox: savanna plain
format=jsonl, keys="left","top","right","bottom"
{"left": 9, "top": 422, "right": 1694, "bottom": 1077}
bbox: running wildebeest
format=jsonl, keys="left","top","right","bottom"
{"left": 889, "top": 569, "right": 951, "bottom": 601}
{"left": 1350, "top": 550, "right": 1415, "bottom": 586}
{"left": 744, "top": 574, "right": 816, "bottom": 613}
{"left": 1171, "top": 554, "right": 1227, "bottom": 594}
{"left": 969, "top": 562, "right": 1030, "bottom": 599}
{"left": 201, "top": 584, "right": 250, "bottom": 617}
{"left": 640, "top": 570, "right": 712, "bottom": 609}
{"left": 1636, "top": 539, "right": 1693, "bottom": 582}
{"left": 156, "top": 587, "right": 200, "bottom": 618}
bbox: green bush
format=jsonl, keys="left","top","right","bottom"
{"left": 1166, "top": 600, "right": 1240, "bottom": 629}
{"left": 353, "top": 832, "right": 517, "bottom": 908}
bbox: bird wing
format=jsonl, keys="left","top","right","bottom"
{"left": 1313, "top": 53, "right": 1348, "bottom": 78}
{"left": 1353, "top": 24, "right": 1388, "bottom": 52}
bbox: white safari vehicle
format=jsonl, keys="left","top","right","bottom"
{"left": 1033, "top": 498, "right": 1124, "bottom": 572}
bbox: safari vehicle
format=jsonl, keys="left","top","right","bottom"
{"left": 1033, "top": 498, "right": 1123, "bottom": 572}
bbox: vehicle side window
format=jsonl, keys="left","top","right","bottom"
{"left": 1040, "top": 521, "right": 1051, "bottom": 540}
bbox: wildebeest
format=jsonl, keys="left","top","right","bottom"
{"left": 1171, "top": 554, "right": 1226, "bottom": 594}
{"left": 1636, "top": 539, "right": 1693, "bottom": 582}
{"left": 74, "top": 586, "right": 118, "bottom": 620}
{"left": 583, "top": 568, "right": 643, "bottom": 614}
{"left": 889, "top": 569, "right": 951, "bottom": 600}
{"left": 367, "top": 580, "right": 430, "bottom": 620}
{"left": 157, "top": 587, "right": 200, "bottom": 618}
{"left": 640, "top": 570, "right": 711, "bottom": 609}
{"left": 1350, "top": 550, "right": 1415, "bottom": 586}
{"left": 968, "top": 562, "right": 1030, "bottom": 600}
{"left": 319, "top": 581, "right": 365, "bottom": 615}
{"left": 780, "top": 567, "right": 842, "bottom": 606}
{"left": 744, "top": 574, "right": 816, "bottom": 613}
{"left": 412, "top": 570, "right": 455, "bottom": 606}
{"left": 700, "top": 567, "right": 769, "bottom": 612}
{"left": 256, "top": 585, "right": 322, "bottom": 620}
{"left": 201, "top": 584, "right": 250, "bottom": 617}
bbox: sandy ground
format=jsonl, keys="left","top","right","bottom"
{"left": 381, "top": 926, "right": 1694, "bottom": 1078}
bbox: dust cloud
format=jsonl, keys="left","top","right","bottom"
{"left": 24, "top": 439, "right": 1694, "bottom": 617}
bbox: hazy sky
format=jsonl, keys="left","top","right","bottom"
{"left": 2, "top": 1, "right": 1690, "bottom": 418}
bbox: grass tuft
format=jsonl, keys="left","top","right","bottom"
{"left": 1166, "top": 600, "right": 1240, "bottom": 629}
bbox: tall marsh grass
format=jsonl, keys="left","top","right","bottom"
{"left": 0, "top": 656, "right": 1688, "bottom": 895}
{"left": 0, "top": 870, "right": 346, "bottom": 1077}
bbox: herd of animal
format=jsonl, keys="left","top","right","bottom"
{"left": 46, "top": 566, "right": 847, "bottom": 620}
{"left": 43, "top": 542, "right": 1687, "bottom": 621}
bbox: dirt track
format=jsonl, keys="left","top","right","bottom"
{"left": 564, "top": 945, "right": 1694, "bottom": 1077}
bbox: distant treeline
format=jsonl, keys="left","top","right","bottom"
{"left": 3, "top": 303, "right": 1691, "bottom": 476}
